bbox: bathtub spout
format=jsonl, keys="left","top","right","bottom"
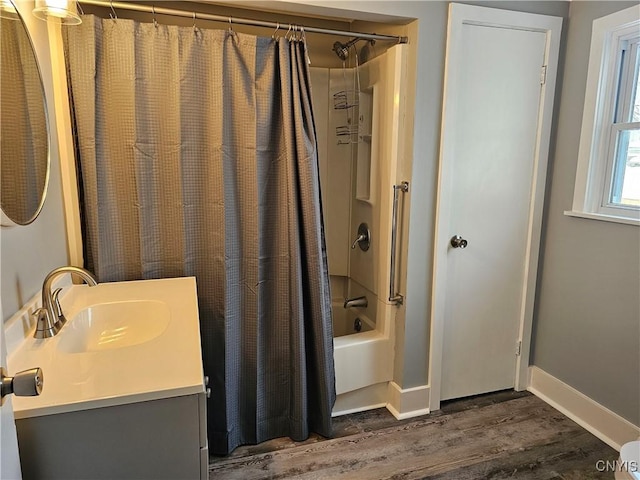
{"left": 344, "top": 296, "right": 368, "bottom": 309}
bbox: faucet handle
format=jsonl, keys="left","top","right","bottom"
{"left": 51, "top": 288, "right": 64, "bottom": 318}
{"left": 351, "top": 223, "right": 371, "bottom": 251}
{"left": 351, "top": 234, "right": 367, "bottom": 249}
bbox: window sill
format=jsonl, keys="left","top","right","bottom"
{"left": 564, "top": 210, "right": 640, "bottom": 226}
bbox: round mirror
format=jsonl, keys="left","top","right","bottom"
{"left": 0, "top": 1, "right": 50, "bottom": 226}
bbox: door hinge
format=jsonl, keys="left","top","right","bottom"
{"left": 540, "top": 65, "right": 547, "bottom": 85}
{"left": 516, "top": 340, "right": 522, "bottom": 356}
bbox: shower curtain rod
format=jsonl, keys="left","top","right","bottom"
{"left": 78, "top": 1, "right": 409, "bottom": 44}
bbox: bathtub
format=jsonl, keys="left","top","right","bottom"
{"left": 332, "top": 301, "right": 375, "bottom": 337}
{"left": 331, "top": 300, "right": 395, "bottom": 416}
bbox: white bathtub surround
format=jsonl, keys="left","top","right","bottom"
{"left": 332, "top": 383, "right": 388, "bottom": 417}
{"left": 8, "top": 277, "right": 205, "bottom": 418}
{"left": 331, "top": 289, "right": 400, "bottom": 417}
{"left": 345, "top": 280, "right": 378, "bottom": 327}
{"left": 333, "top": 294, "right": 396, "bottom": 391}
{"left": 310, "top": 40, "right": 409, "bottom": 418}
{"left": 386, "top": 382, "right": 430, "bottom": 420}
{"left": 334, "top": 329, "right": 393, "bottom": 395}
{"left": 528, "top": 366, "right": 640, "bottom": 451}
{"left": 332, "top": 301, "right": 375, "bottom": 337}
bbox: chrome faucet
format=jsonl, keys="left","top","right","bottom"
{"left": 32, "top": 266, "right": 98, "bottom": 339}
{"left": 344, "top": 296, "right": 368, "bottom": 309}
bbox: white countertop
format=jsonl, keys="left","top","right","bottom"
{"left": 8, "top": 277, "right": 205, "bottom": 419}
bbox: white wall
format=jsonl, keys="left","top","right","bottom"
{"left": 1, "top": 1, "right": 69, "bottom": 322}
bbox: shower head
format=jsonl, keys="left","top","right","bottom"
{"left": 332, "top": 38, "right": 376, "bottom": 61}
{"left": 333, "top": 41, "right": 351, "bottom": 61}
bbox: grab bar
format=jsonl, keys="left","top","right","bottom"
{"left": 389, "top": 181, "right": 409, "bottom": 305}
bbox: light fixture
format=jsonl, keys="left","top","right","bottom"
{"left": 32, "top": 0, "right": 82, "bottom": 25}
{"left": 0, "top": 0, "right": 20, "bottom": 20}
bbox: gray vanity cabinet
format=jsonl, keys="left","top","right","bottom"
{"left": 16, "top": 392, "right": 208, "bottom": 479}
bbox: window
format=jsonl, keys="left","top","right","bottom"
{"left": 568, "top": 5, "right": 640, "bottom": 225}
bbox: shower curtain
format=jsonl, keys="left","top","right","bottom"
{"left": 64, "top": 16, "right": 335, "bottom": 454}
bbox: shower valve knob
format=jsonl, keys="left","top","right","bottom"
{"left": 351, "top": 223, "right": 371, "bottom": 251}
{"left": 351, "top": 234, "right": 366, "bottom": 249}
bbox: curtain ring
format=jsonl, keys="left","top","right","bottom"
{"left": 285, "top": 24, "right": 292, "bottom": 40}
{"left": 228, "top": 16, "right": 233, "bottom": 32}
{"left": 152, "top": 5, "right": 158, "bottom": 28}
{"left": 272, "top": 22, "right": 280, "bottom": 40}
{"left": 108, "top": 0, "right": 116, "bottom": 20}
{"left": 192, "top": 12, "right": 197, "bottom": 31}
{"left": 301, "top": 26, "right": 311, "bottom": 65}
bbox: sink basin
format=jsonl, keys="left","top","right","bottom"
{"left": 8, "top": 277, "right": 204, "bottom": 419}
{"left": 57, "top": 300, "right": 171, "bottom": 354}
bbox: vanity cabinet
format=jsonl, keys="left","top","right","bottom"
{"left": 16, "top": 392, "right": 208, "bottom": 479}
{"left": 7, "top": 277, "right": 207, "bottom": 480}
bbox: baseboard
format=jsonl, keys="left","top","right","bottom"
{"left": 386, "top": 382, "right": 430, "bottom": 420}
{"left": 528, "top": 366, "right": 640, "bottom": 451}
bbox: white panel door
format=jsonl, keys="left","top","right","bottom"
{"left": 440, "top": 17, "right": 547, "bottom": 400}
{"left": 1, "top": 314, "right": 22, "bottom": 479}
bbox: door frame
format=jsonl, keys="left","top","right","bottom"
{"left": 429, "top": 3, "right": 562, "bottom": 411}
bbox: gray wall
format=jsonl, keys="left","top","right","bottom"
{"left": 531, "top": 1, "right": 640, "bottom": 426}
{"left": 1, "top": 0, "right": 68, "bottom": 322}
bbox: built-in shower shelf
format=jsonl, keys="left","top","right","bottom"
{"left": 356, "top": 89, "right": 374, "bottom": 202}
{"left": 333, "top": 89, "right": 359, "bottom": 109}
{"left": 336, "top": 124, "right": 359, "bottom": 145}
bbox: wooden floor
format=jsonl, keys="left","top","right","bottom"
{"left": 209, "top": 391, "right": 617, "bottom": 479}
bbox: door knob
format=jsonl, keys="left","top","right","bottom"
{"left": 1, "top": 366, "right": 43, "bottom": 406}
{"left": 450, "top": 235, "right": 468, "bottom": 249}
